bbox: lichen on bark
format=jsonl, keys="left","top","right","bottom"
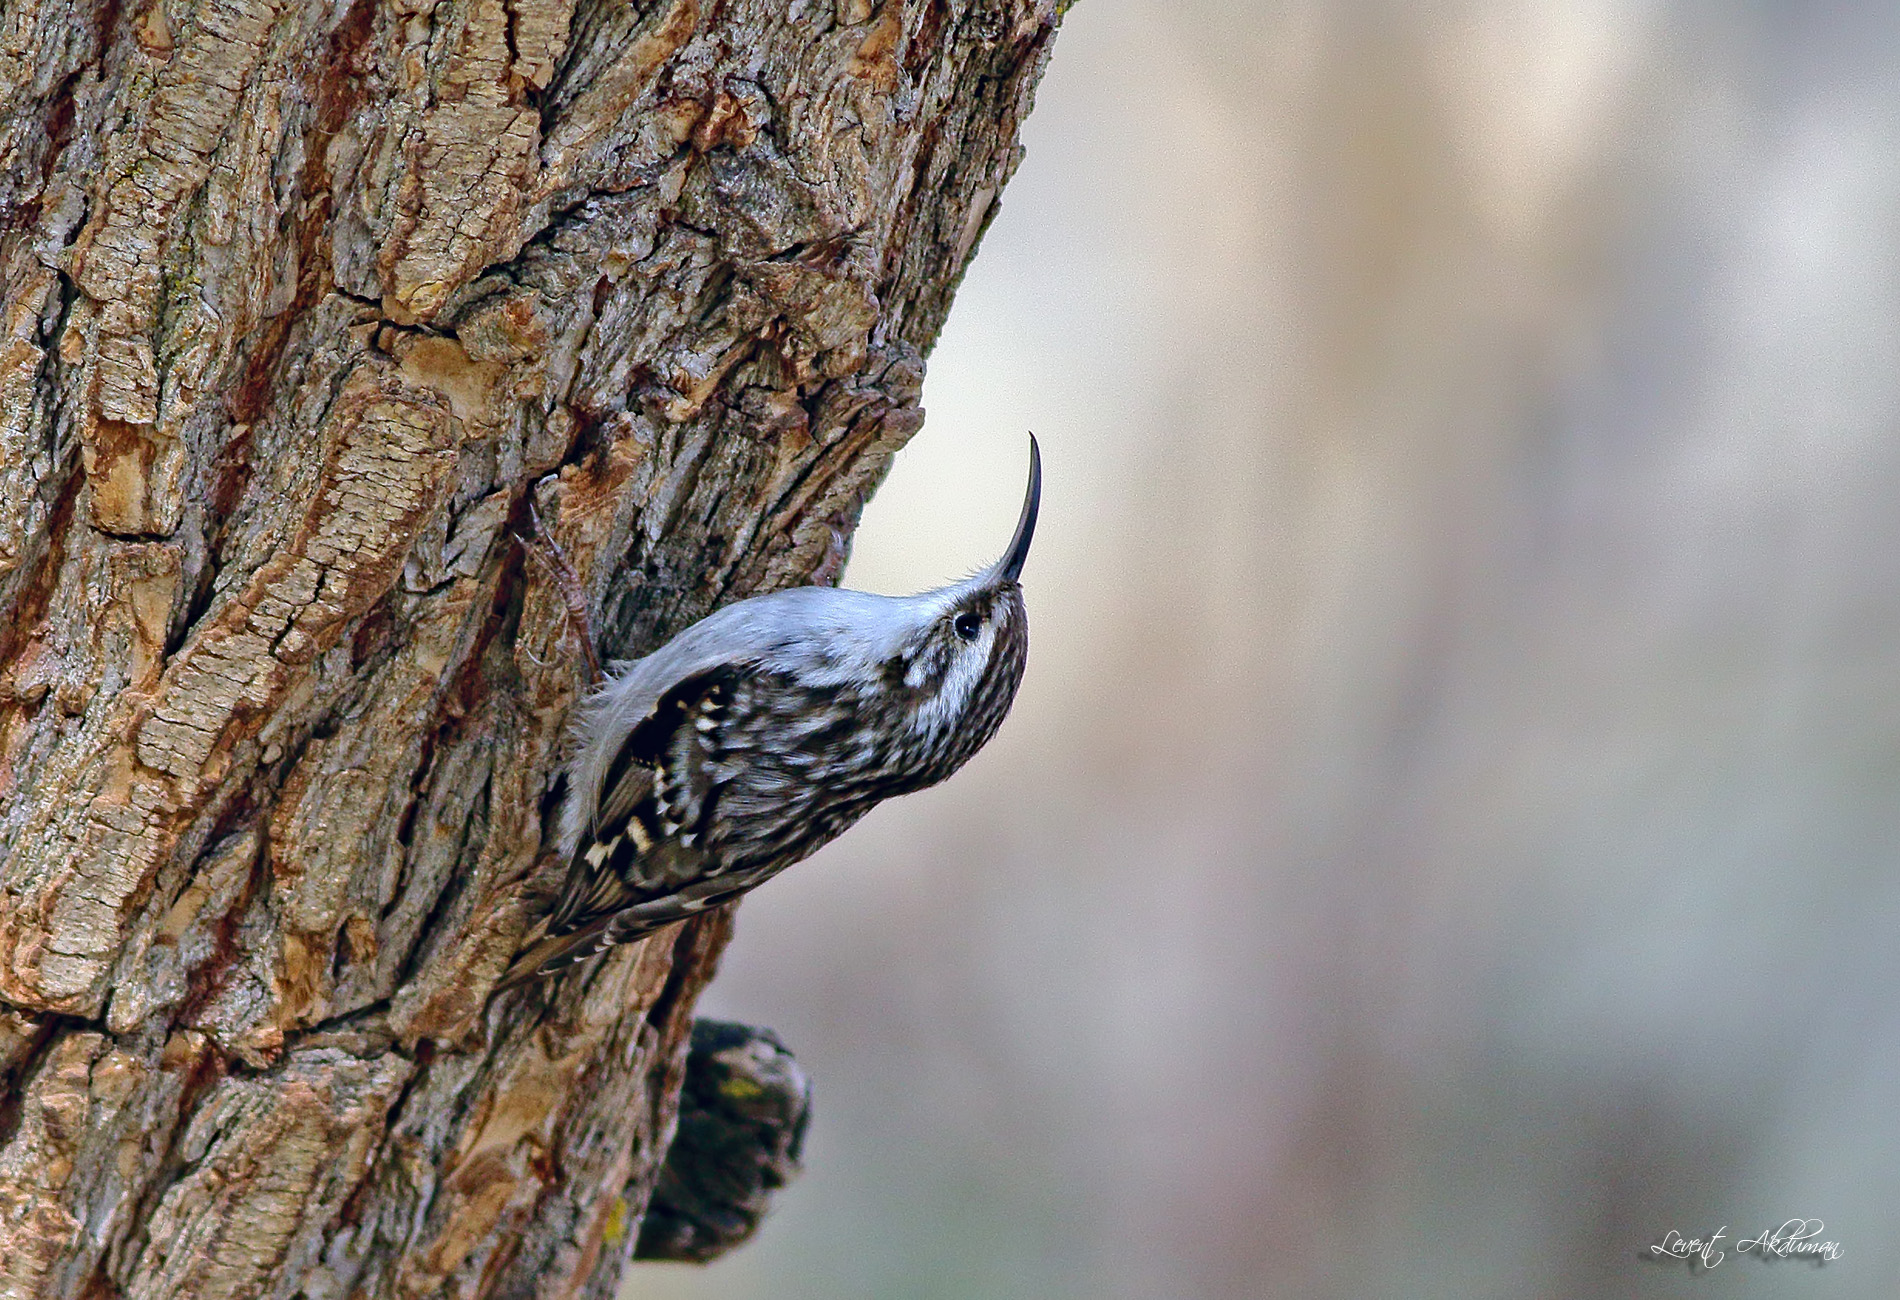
{"left": 0, "top": 0, "right": 1060, "bottom": 1295}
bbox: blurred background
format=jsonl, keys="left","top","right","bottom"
{"left": 633, "top": 2, "right": 1900, "bottom": 1296}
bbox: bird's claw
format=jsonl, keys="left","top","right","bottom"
{"left": 519, "top": 499, "right": 603, "bottom": 681}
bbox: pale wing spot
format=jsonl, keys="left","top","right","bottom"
{"left": 585, "top": 840, "right": 615, "bottom": 868}
{"left": 628, "top": 820, "right": 653, "bottom": 852}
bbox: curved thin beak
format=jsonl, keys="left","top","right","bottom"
{"left": 994, "top": 433, "right": 1040, "bottom": 584}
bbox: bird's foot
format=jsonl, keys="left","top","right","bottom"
{"left": 519, "top": 501, "right": 602, "bottom": 682}
{"left": 808, "top": 515, "right": 852, "bottom": 588}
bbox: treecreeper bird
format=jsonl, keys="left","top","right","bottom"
{"left": 500, "top": 435, "right": 1041, "bottom": 987}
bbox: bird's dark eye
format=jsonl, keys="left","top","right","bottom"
{"left": 953, "top": 612, "right": 982, "bottom": 641}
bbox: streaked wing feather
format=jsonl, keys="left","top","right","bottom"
{"left": 594, "top": 752, "right": 655, "bottom": 838}
{"left": 543, "top": 666, "right": 744, "bottom": 944}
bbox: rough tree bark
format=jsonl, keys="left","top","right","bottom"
{"left": 0, "top": 0, "right": 1060, "bottom": 1294}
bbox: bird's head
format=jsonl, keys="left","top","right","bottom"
{"left": 874, "top": 434, "right": 1040, "bottom": 777}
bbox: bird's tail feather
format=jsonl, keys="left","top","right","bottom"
{"left": 494, "top": 920, "right": 614, "bottom": 991}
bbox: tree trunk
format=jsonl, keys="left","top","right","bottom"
{"left": 0, "top": 0, "right": 1058, "bottom": 1293}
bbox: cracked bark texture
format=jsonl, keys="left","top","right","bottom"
{"left": 0, "top": 0, "right": 1060, "bottom": 1293}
